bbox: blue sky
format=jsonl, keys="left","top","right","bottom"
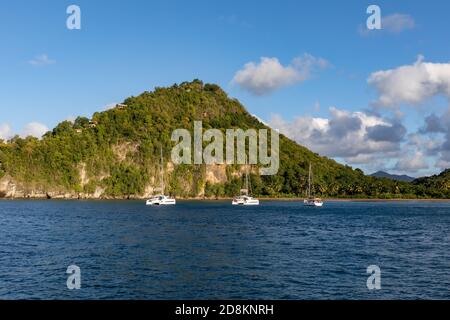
{"left": 1, "top": 0, "right": 450, "bottom": 176}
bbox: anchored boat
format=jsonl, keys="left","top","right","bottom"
{"left": 146, "top": 147, "right": 176, "bottom": 206}
{"left": 232, "top": 164, "right": 259, "bottom": 206}
{"left": 304, "top": 163, "right": 323, "bottom": 207}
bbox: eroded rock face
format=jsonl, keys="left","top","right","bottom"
{"left": 0, "top": 176, "right": 95, "bottom": 199}
{"left": 0, "top": 165, "right": 235, "bottom": 199}
{"left": 45, "top": 191, "right": 77, "bottom": 199}
{"left": 0, "top": 175, "right": 21, "bottom": 198}
{"left": 143, "top": 184, "right": 155, "bottom": 198}
{"left": 205, "top": 164, "right": 227, "bottom": 184}
{"left": 78, "top": 162, "right": 89, "bottom": 187}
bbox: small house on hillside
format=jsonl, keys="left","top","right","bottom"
{"left": 115, "top": 103, "right": 128, "bottom": 110}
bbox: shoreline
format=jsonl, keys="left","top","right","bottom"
{"left": 0, "top": 197, "right": 449, "bottom": 202}
{"left": 258, "top": 197, "right": 450, "bottom": 202}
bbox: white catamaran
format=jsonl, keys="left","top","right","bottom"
{"left": 304, "top": 163, "right": 323, "bottom": 207}
{"left": 146, "top": 147, "right": 176, "bottom": 206}
{"left": 232, "top": 165, "right": 259, "bottom": 206}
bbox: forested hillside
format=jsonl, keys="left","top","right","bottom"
{"left": 0, "top": 80, "right": 448, "bottom": 199}
{"left": 412, "top": 169, "right": 450, "bottom": 198}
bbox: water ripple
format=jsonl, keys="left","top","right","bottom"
{"left": 0, "top": 200, "right": 450, "bottom": 299}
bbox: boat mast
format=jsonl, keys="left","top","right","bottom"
{"left": 246, "top": 164, "right": 251, "bottom": 196}
{"left": 160, "top": 146, "right": 164, "bottom": 194}
{"left": 242, "top": 156, "right": 250, "bottom": 196}
{"left": 308, "top": 163, "right": 312, "bottom": 198}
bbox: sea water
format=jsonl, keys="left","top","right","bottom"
{"left": 0, "top": 200, "right": 449, "bottom": 299}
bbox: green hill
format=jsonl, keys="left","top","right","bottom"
{"left": 413, "top": 169, "right": 450, "bottom": 198}
{"left": 0, "top": 80, "right": 448, "bottom": 199}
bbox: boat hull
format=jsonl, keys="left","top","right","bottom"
{"left": 243, "top": 200, "right": 259, "bottom": 206}
{"left": 146, "top": 197, "right": 176, "bottom": 206}
{"left": 232, "top": 197, "right": 259, "bottom": 206}
{"left": 304, "top": 199, "right": 323, "bottom": 207}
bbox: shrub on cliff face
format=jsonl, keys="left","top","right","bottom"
{"left": 204, "top": 182, "right": 225, "bottom": 199}
{"left": 0, "top": 162, "right": 4, "bottom": 180}
{"left": 83, "top": 180, "right": 97, "bottom": 194}
{"left": 104, "top": 164, "right": 147, "bottom": 197}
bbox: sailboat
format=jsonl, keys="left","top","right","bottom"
{"left": 304, "top": 163, "right": 323, "bottom": 207}
{"left": 146, "top": 147, "right": 176, "bottom": 206}
{"left": 232, "top": 164, "right": 259, "bottom": 206}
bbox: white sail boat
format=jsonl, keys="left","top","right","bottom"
{"left": 304, "top": 163, "right": 323, "bottom": 207}
{"left": 232, "top": 165, "right": 259, "bottom": 206}
{"left": 146, "top": 147, "right": 176, "bottom": 206}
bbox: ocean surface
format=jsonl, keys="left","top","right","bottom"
{"left": 0, "top": 200, "right": 449, "bottom": 300}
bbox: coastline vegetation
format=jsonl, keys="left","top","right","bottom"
{"left": 0, "top": 80, "right": 448, "bottom": 199}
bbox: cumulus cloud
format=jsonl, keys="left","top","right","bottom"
{"left": 269, "top": 107, "right": 404, "bottom": 161}
{"left": 366, "top": 122, "right": 406, "bottom": 142}
{"left": 368, "top": 56, "right": 450, "bottom": 107}
{"left": 410, "top": 109, "right": 450, "bottom": 171}
{"left": 268, "top": 108, "right": 443, "bottom": 174}
{"left": 394, "top": 152, "right": 429, "bottom": 172}
{"left": 419, "top": 114, "right": 447, "bottom": 134}
{"left": 437, "top": 118, "right": 450, "bottom": 169}
{"left": 0, "top": 123, "right": 13, "bottom": 140}
{"left": 232, "top": 54, "right": 329, "bottom": 95}
{"left": 383, "top": 14, "right": 415, "bottom": 33}
{"left": 408, "top": 133, "right": 442, "bottom": 157}
{"left": 368, "top": 54, "right": 450, "bottom": 171}
{"left": 21, "top": 122, "right": 49, "bottom": 138}
{"left": 28, "top": 54, "right": 55, "bottom": 66}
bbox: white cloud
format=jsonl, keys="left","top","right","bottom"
{"left": 383, "top": 14, "right": 415, "bottom": 33}
{"left": 268, "top": 108, "right": 441, "bottom": 174}
{"left": 21, "top": 122, "right": 49, "bottom": 139}
{"left": 269, "top": 107, "right": 404, "bottom": 161}
{"left": 232, "top": 54, "right": 329, "bottom": 95}
{"left": 368, "top": 56, "right": 450, "bottom": 107}
{"left": 367, "top": 57, "right": 450, "bottom": 173}
{"left": 407, "top": 108, "right": 450, "bottom": 172}
{"left": 28, "top": 54, "right": 55, "bottom": 66}
{"left": 0, "top": 123, "right": 13, "bottom": 140}
{"left": 408, "top": 133, "right": 443, "bottom": 157}
{"left": 394, "top": 152, "right": 429, "bottom": 172}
